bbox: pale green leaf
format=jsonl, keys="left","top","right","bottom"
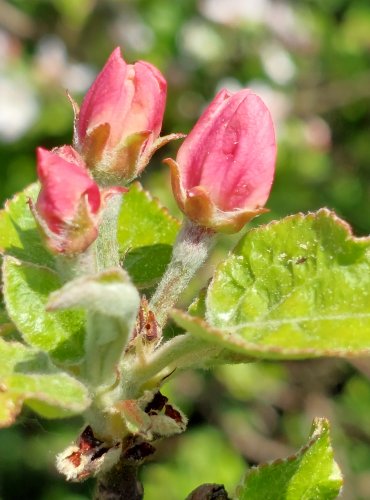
{"left": 48, "top": 268, "right": 140, "bottom": 388}
{"left": 173, "top": 210, "right": 370, "bottom": 359}
{"left": 0, "top": 337, "right": 90, "bottom": 426}
{"left": 3, "top": 256, "right": 85, "bottom": 363}
{"left": 118, "top": 182, "right": 180, "bottom": 287}
{"left": 0, "top": 183, "right": 54, "bottom": 269}
{"left": 236, "top": 418, "right": 343, "bottom": 500}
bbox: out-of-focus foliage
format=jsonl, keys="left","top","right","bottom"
{"left": 0, "top": 0, "right": 369, "bottom": 499}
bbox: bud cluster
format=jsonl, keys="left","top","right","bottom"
{"left": 26, "top": 46, "right": 278, "bottom": 486}
{"left": 32, "top": 47, "right": 276, "bottom": 255}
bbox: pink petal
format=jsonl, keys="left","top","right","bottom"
{"left": 177, "top": 90, "right": 276, "bottom": 211}
{"left": 36, "top": 147, "right": 100, "bottom": 234}
{"left": 122, "top": 61, "right": 167, "bottom": 144}
{"left": 77, "top": 48, "right": 135, "bottom": 148}
{"left": 177, "top": 89, "right": 232, "bottom": 189}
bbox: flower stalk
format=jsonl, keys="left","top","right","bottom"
{"left": 96, "top": 193, "right": 123, "bottom": 271}
{"left": 129, "top": 333, "right": 220, "bottom": 392}
{"left": 149, "top": 219, "right": 216, "bottom": 329}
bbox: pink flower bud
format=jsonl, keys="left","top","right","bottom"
{"left": 33, "top": 146, "right": 102, "bottom": 254}
{"left": 166, "top": 89, "right": 277, "bottom": 233}
{"left": 76, "top": 48, "right": 167, "bottom": 184}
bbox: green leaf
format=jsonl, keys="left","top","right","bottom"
{"left": 0, "top": 184, "right": 85, "bottom": 362}
{"left": 118, "top": 182, "right": 180, "bottom": 288}
{"left": 0, "top": 307, "right": 17, "bottom": 337}
{"left": 173, "top": 210, "right": 370, "bottom": 359}
{"left": 2, "top": 256, "right": 85, "bottom": 363}
{"left": 0, "top": 183, "right": 55, "bottom": 269}
{"left": 236, "top": 418, "right": 342, "bottom": 500}
{"left": 0, "top": 337, "right": 90, "bottom": 426}
{"left": 48, "top": 268, "right": 140, "bottom": 388}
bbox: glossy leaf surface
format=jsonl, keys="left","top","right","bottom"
{"left": 173, "top": 210, "right": 370, "bottom": 359}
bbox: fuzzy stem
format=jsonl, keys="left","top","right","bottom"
{"left": 127, "top": 334, "right": 220, "bottom": 395}
{"left": 54, "top": 193, "right": 123, "bottom": 280}
{"left": 95, "top": 460, "right": 143, "bottom": 500}
{"left": 55, "top": 245, "right": 98, "bottom": 282}
{"left": 149, "top": 219, "right": 215, "bottom": 329}
{"left": 96, "top": 193, "right": 123, "bottom": 270}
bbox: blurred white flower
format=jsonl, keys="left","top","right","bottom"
{"left": 247, "top": 81, "right": 291, "bottom": 133}
{"left": 35, "top": 35, "right": 95, "bottom": 93}
{"left": 261, "top": 45, "right": 296, "bottom": 85}
{"left": 199, "top": 0, "right": 313, "bottom": 50}
{"left": 35, "top": 35, "right": 67, "bottom": 83}
{"left": 112, "top": 13, "right": 154, "bottom": 53}
{"left": 180, "top": 19, "right": 225, "bottom": 63}
{"left": 303, "top": 116, "right": 332, "bottom": 151}
{"left": 199, "top": 0, "right": 269, "bottom": 25}
{"left": 0, "top": 75, "right": 39, "bottom": 142}
{"left": 264, "top": 2, "right": 312, "bottom": 50}
{"left": 0, "top": 29, "right": 21, "bottom": 69}
{"left": 62, "top": 63, "right": 96, "bottom": 94}
{"left": 216, "top": 77, "right": 243, "bottom": 93}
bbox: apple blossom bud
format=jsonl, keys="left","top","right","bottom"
{"left": 166, "top": 89, "right": 276, "bottom": 233}
{"left": 32, "top": 146, "right": 122, "bottom": 255}
{"left": 76, "top": 47, "right": 167, "bottom": 184}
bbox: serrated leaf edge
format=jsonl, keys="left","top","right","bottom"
{"left": 0, "top": 183, "right": 40, "bottom": 255}
{"left": 207, "top": 208, "right": 370, "bottom": 310}
{"left": 236, "top": 417, "right": 342, "bottom": 496}
{"left": 128, "top": 181, "right": 181, "bottom": 228}
{"left": 238, "top": 208, "right": 370, "bottom": 246}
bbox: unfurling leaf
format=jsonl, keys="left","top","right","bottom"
{"left": 48, "top": 268, "right": 140, "bottom": 388}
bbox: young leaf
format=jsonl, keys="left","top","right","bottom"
{"left": 172, "top": 210, "right": 370, "bottom": 359}
{"left": 236, "top": 418, "right": 342, "bottom": 500}
{"left": 2, "top": 256, "right": 85, "bottom": 363}
{"left": 0, "top": 183, "right": 54, "bottom": 269}
{"left": 117, "top": 182, "right": 180, "bottom": 287}
{"left": 48, "top": 268, "right": 140, "bottom": 388}
{"left": 0, "top": 337, "right": 90, "bottom": 426}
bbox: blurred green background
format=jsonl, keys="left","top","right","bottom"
{"left": 0, "top": 0, "right": 370, "bottom": 499}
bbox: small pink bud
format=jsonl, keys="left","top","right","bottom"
{"left": 76, "top": 48, "right": 167, "bottom": 184}
{"left": 33, "top": 146, "right": 102, "bottom": 254}
{"left": 166, "top": 89, "right": 277, "bottom": 233}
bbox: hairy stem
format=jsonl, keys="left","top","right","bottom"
{"left": 96, "top": 193, "right": 123, "bottom": 270}
{"left": 149, "top": 219, "right": 215, "bottom": 329}
{"left": 125, "top": 334, "right": 220, "bottom": 396}
{"left": 55, "top": 193, "right": 123, "bottom": 281}
{"left": 95, "top": 459, "right": 143, "bottom": 500}
{"left": 55, "top": 244, "right": 97, "bottom": 282}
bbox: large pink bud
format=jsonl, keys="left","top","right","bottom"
{"left": 166, "top": 89, "right": 277, "bottom": 233}
{"left": 76, "top": 47, "right": 167, "bottom": 184}
{"left": 33, "top": 146, "right": 118, "bottom": 254}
